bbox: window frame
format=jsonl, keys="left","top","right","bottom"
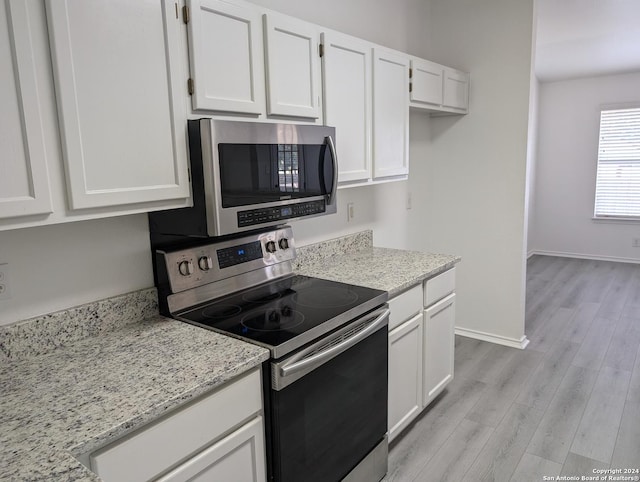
{"left": 592, "top": 102, "right": 640, "bottom": 222}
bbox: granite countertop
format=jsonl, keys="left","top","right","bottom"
{"left": 0, "top": 311, "right": 269, "bottom": 481}
{"left": 297, "top": 246, "right": 460, "bottom": 297}
{"left": 0, "top": 230, "right": 458, "bottom": 481}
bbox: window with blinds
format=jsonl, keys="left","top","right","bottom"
{"left": 594, "top": 106, "right": 640, "bottom": 219}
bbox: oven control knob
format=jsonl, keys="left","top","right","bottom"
{"left": 178, "top": 260, "right": 194, "bottom": 276}
{"left": 278, "top": 238, "right": 289, "bottom": 250}
{"left": 198, "top": 256, "right": 213, "bottom": 271}
{"left": 265, "top": 241, "right": 277, "bottom": 253}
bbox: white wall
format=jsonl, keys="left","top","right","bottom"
{"left": 0, "top": 0, "right": 428, "bottom": 326}
{"left": 0, "top": 215, "right": 153, "bottom": 325}
{"left": 1, "top": 0, "right": 539, "bottom": 350}
{"left": 247, "top": 0, "right": 430, "bottom": 58}
{"left": 529, "top": 71, "right": 640, "bottom": 262}
{"left": 413, "top": 0, "right": 535, "bottom": 346}
{"left": 525, "top": 78, "right": 540, "bottom": 258}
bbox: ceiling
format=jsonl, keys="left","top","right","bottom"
{"left": 535, "top": 0, "right": 640, "bottom": 82}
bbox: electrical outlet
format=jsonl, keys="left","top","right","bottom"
{"left": 633, "top": 238, "right": 640, "bottom": 248}
{"left": 347, "top": 202, "right": 355, "bottom": 222}
{"left": 0, "top": 263, "right": 12, "bottom": 300}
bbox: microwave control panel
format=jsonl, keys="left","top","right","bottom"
{"left": 237, "top": 200, "right": 326, "bottom": 228}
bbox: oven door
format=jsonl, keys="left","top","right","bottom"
{"left": 268, "top": 307, "right": 389, "bottom": 482}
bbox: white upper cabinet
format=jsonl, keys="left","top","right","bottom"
{"left": 443, "top": 67, "right": 469, "bottom": 111}
{"left": 410, "top": 59, "right": 469, "bottom": 114}
{"left": 373, "top": 48, "right": 409, "bottom": 179}
{"left": 263, "top": 13, "right": 321, "bottom": 119}
{"left": 0, "top": 0, "right": 52, "bottom": 219}
{"left": 187, "top": 0, "right": 265, "bottom": 115}
{"left": 322, "top": 31, "right": 372, "bottom": 184}
{"left": 46, "top": 0, "right": 190, "bottom": 210}
{"left": 410, "top": 58, "right": 443, "bottom": 107}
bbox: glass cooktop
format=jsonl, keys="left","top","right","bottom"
{"left": 177, "top": 275, "right": 387, "bottom": 358}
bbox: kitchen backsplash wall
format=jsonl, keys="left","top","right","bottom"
{"left": 0, "top": 216, "right": 153, "bottom": 327}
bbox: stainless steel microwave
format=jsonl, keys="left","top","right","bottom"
{"left": 149, "top": 119, "right": 338, "bottom": 238}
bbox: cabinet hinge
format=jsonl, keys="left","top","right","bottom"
{"left": 409, "top": 83, "right": 413, "bottom": 93}
{"left": 409, "top": 67, "right": 413, "bottom": 79}
{"left": 187, "top": 78, "right": 194, "bottom": 95}
{"left": 182, "top": 5, "right": 190, "bottom": 24}
{"left": 319, "top": 43, "right": 324, "bottom": 58}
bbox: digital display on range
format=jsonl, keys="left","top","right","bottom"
{"left": 280, "top": 206, "right": 293, "bottom": 217}
{"left": 217, "top": 241, "right": 263, "bottom": 269}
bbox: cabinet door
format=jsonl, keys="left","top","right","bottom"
{"left": 158, "top": 416, "right": 266, "bottom": 482}
{"left": 46, "top": 0, "right": 190, "bottom": 210}
{"left": 187, "top": 0, "right": 265, "bottom": 115}
{"left": 424, "top": 293, "right": 455, "bottom": 406}
{"left": 322, "top": 31, "right": 372, "bottom": 183}
{"left": 0, "top": 0, "right": 52, "bottom": 219}
{"left": 263, "top": 13, "right": 321, "bottom": 119}
{"left": 373, "top": 48, "right": 409, "bottom": 179}
{"left": 388, "top": 313, "right": 423, "bottom": 443}
{"left": 443, "top": 68, "right": 469, "bottom": 111}
{"left": 410, "top": 58, "right": 443, "bottom": 107}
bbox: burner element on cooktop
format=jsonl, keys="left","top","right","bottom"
{"left": 201, "top": 304, "right": 243, "bottom": 319}
{"left": 241, "top": 306, "right": 305, "bottom": 332}
{"left": 294, "top": 286, "right": 360, "bottom": 309}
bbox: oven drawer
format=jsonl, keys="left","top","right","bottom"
{"left": 90, "top": 368, "right": 262, "bottom": 482}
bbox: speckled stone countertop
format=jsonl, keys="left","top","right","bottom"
{"left": 0, "top": 296, "right": 269, "bottom": 481}
{"left": 295, "top": 232, "right": 461, "bottom": 297}
{"left": 0, "top": 230, "right": 457, "bottom": 481}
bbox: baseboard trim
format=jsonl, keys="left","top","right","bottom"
{"left": 528, "top": 250, "right": 640, "bottom": 264}
{"left": 455, "top": 327, "right": 530, "bottom": 350}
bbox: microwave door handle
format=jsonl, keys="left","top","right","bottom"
{"left": 325, "top": 135, "right": 338, "bottom": 205}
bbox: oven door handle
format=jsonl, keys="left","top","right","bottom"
{"left": 279, "top": 308, "right": 390, "bottom": 378}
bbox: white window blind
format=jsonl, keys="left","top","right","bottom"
{"left": 594, "top": 107, "right": 640, "bottom": 218}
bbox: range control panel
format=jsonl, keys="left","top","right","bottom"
{"left": 161, "top": 226, "right": 296, "bottom": 294}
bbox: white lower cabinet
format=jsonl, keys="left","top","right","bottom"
{"left": 89, "top": 368, "right": 265, "bottom": 482}
{"left": 423, "top": 293, "right": 455, "bottom": 406}
{"left": 157, "top": 416, "right": 266, "bottom": 482}
{"left": 388, "top": 268, "right": 456, "bottom": 443}
{"left": 388, "top": 312, "right": 423, "bottom": 442}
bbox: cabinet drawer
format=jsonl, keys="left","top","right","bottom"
{"left": 388, "top": 284, "right": 423, "bottom": 331}
{"left": 424, "top": 267, "right": 455, "bottom": 307}
{"left": 157, "top": 415, "right": 266, "bottom": 482}
{"left": 90, "top": 368, "right": 262, "bottom": 482}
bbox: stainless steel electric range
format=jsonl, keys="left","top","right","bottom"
{"left": 153, "top": 226, "right": 389, "bottom": 482}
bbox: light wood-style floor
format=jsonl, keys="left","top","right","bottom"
{"left": 385, "top": 255, "right": 640, "bottom": 481}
